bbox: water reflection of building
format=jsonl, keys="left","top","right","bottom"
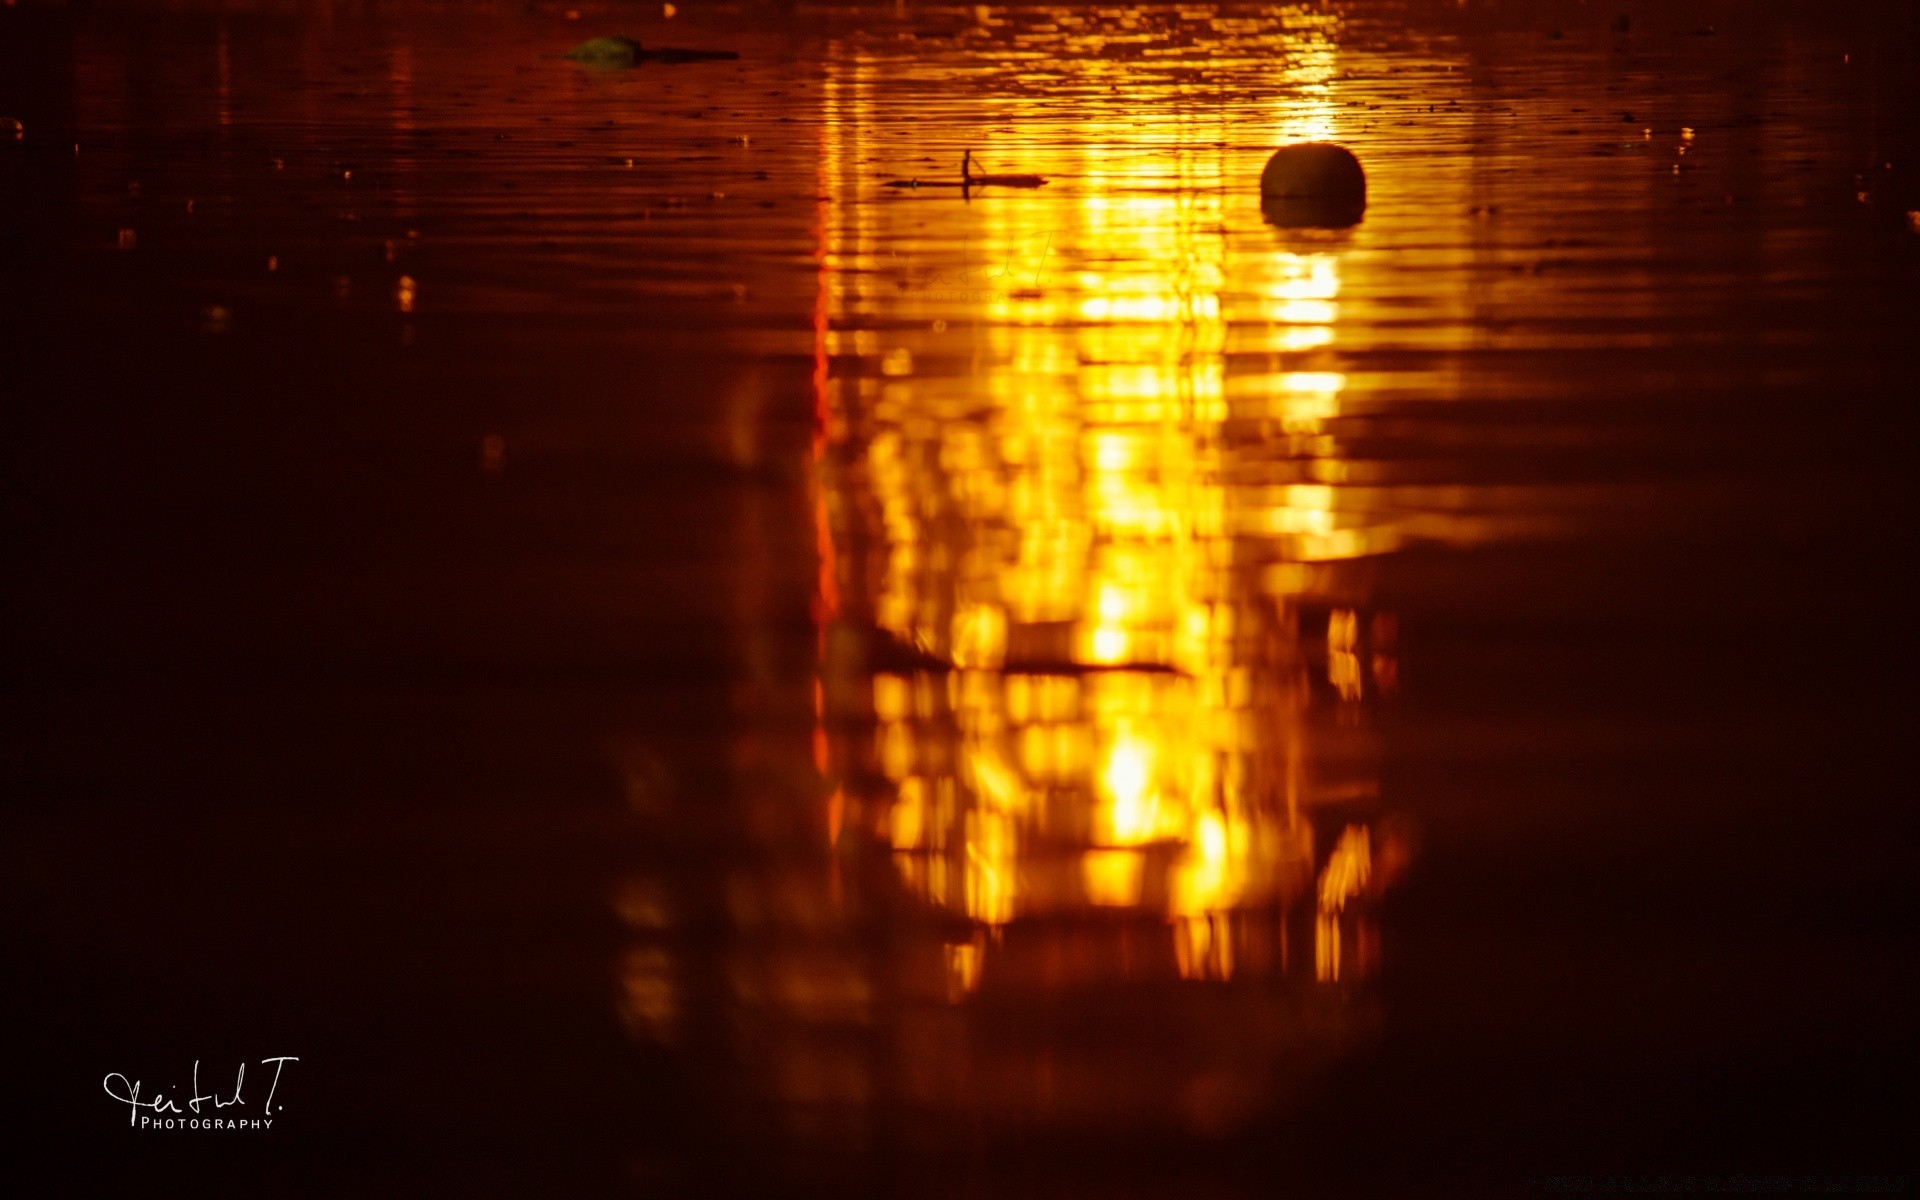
{"left": 621, "top": 5, "right": 1417, "bottom": 1163}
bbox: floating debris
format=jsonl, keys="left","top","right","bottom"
{"left": 961, "top": 149, "right": 1044, "bottom": 188}
{"left": 883, "top": 149, "right": 1047, "bottom": 193}
{"left": 564, "top": 35, "right": 624, "bottom": 60}
{"left": 563, "top": 36, "right": 739, "bottom": 67}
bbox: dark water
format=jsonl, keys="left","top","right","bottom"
{"left": 3, "top": 1, "right": 1915, "bottom": 1196}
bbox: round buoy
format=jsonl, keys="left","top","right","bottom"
{"left": 1261, "top": 143, "right": 1366, "bottom": 200}
{"left": 1260, "top": 143, "right": 1366, "bottom": 227}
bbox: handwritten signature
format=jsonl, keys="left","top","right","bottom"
{"left": 102, "top": 1058, "right": 297, "bottom": 1129}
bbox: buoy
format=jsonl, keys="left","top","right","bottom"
{"left": 1260, "top": 142, "right": 1366, "bottom": 227}
{"left": 1260, "top": 142, "right": 1365, "bottom": 201}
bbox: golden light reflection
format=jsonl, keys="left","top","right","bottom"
{"left": 606, "top": 3, "right": 1465, "bottom": 1144}
{"left": 811, "top": 5, "right": 1404, "bottom": 1013}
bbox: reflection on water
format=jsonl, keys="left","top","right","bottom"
{"left": 13, "top": 0, "right": 1912, "bottom": 1190}
{"left": 585, "top": 0, "right": 1913, "bottom": 1164}
{"left": 611, "top": 4, "right": 1442, "bottom": 1157}
{"left": 812, "top": 3, "right": 1412, "bottom": 967}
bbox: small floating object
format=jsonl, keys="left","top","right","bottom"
{"left": 564, "top": 36, "right": 641, "bottom": 65}
{"left": 563, "top": 36, "right": 739, "bottom": 67}
{"left": 962, "top": 149, "right": 1046, "bottom": 189}
{"left": 883, "top": 149, "right": 1047, "bottom": 193}
{"left": 1259, "top": 142, "right": 1366, "bottom": 227}
{"left": 1260, "top": 142, "right": 1365, "bottom": 202}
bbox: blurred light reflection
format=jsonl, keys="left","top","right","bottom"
{"left": 797, "top": 2, "right": 1405, "bottom": 1137}
{"left": 605, "top": 2, "right": 1438, "bottom": 1148}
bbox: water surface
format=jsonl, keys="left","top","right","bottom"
{"left": 3, "top": 2, "right": 1915, "bottom": 1196}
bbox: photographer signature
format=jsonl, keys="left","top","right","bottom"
{"left": 101, "top": 1057, "right": 298, "bottom": 1127}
